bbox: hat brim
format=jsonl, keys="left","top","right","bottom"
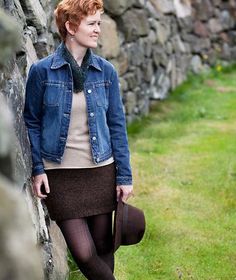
{"left": 113, "top": 199, "right": 124, "bottom": 252}
{"left": 113, "top": 199, "right": 145, "bottom": 252}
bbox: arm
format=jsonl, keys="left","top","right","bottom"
{"left": 106, "top": 68, "right": 133, "bottom": 201}
{"left": 24, "top": 63, "right": 45, "bottom": 176}
{"left": 24, "top": 63, "right": 50, "bottom": 198}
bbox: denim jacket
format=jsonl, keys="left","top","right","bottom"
{"left": 24, "top": 43, "right": 132, "bottom": 186}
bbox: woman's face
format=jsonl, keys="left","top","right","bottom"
{"left": 72, "top": 10, "right": 102, "bottom": 49}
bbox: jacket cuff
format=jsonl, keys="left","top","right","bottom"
{"left": 32, "top": 164, "right": 45, "bottom": 176}
{"left": 116, "top": 176, "right": 132, "bottom": 186}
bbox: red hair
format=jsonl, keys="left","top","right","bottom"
{"left": 54, "top": 0, "right": 103, "bottom": 42}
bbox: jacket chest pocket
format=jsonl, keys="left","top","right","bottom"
{"left": 94, "top": 82, "right": 109, "bottom": 108}
{"left": 43, "top": 82, "right": 64, "bottom": 106}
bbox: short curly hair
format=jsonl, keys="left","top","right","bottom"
{"left": 54, "top": 0, "right": 103, "bottom": 42}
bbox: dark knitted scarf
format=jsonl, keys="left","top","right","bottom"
{"left": 61, "top": 43, "right": 91, "bottom": 92}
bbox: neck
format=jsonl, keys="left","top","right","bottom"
{"left": 65, "top": 39, "right": 87, "bottom": 66}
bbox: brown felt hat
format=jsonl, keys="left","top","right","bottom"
{"left": 113, "top": 199, "right": 146, "bottom": 252}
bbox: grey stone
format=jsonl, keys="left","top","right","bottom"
{"left": 10, "top": 0, "right": 27, "bottom": 30}
{"left": 126, "top": 43, "right": 145, "bottom": 67}
{"left": 0, "top": 95, "right": 15, "bottom": 180}
{"left": 118, "top": 9, "right": 149, "bottom": 42}
{"left": 177, "top": 16, "right": 193, "bottom": 33}
{"left": 24, "top": 26, "right": 38, "bottom": 44}
{"left": 208, "top": 18, "right": 223, "bottom": 33}
{"left": 172, "top": 35, "right": 188, "bottom": 53}
{"left": 192, "top": 0, "right": 214, "bottom": 21}
{"left": 0, "top": 175, "right": 44, "bottom": 280}
{"left": 142, "top": 59, "right": 154, "bottom": 82}
{"left": 149, "top": 0, "right": 175, "bottom": 14}
{"left": 220, "top": 43, "right": 231, "bottom": 60}
{"left": 220, "top": 10, "right": 235, "bottom": 30}
{"left": 190, "top": 55, "right": 203, "bottom": 74}
{"left": 117, "top": 49, "right": 129, "bottom": 76}
{"left": 173, "top": 0, "right": 191, "bottom": 18}
{"left": 153, "top": 20, "right": 171, "bottom": 45}
{"left": 119, "top": 77, "right": 128, "bottom": 92}
{"left": 139, "top": 37, "right": 153, "bottom": 58}
{"left": 152, "top": 46, "right": 168, "bottom": 67}
{"left": 182, "top": 34, "right": 211, "bottom": 53}
{"left": 146, "top": 0, "right": 162, "bottom": 19}
{"left": 34, "top": 32, "right": 55, "bottom": 58}
{"left": 193, "top": 21, "right": 209, "bottom": 38}
{"left": 133, "top": 0, "right": 146, "bottom": 8}
{"left": 98, "top": 14, "right": 120, "bottom": 59}
{"left": 124, "top": 91, "right": 137, "bottom": 115}
{"left": 20, "top": 0, "right": 47, "bottom": 33}
{"left": 0, "top": 9, "right": 21, "bottom": 68}
{"left": 103, "top": 0, "right": 134, "bottom": 16}
{"left": 152, "top": 68, "right": 171, "bottom": 100}
{"left": 47, "top": 221, "right": 69, "bottom": 280}
{"left": 124, "top": 72, "right": 138, "bottom": 90}
{"left": 148, "top": 28, "right": 157, "bottom": 44}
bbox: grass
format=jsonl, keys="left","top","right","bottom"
{"left": 68, "top": 66, "right": 236, "bottom": 280}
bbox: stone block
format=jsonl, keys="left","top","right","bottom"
{"left": 208, "top": 18, "right": 224, "bottom": 33}
{"left": 0, "top": 9, "right": 21, "bottom": 68}
{"left": 153, "top": 19, "right": 171, "bottom": 45}
{"left": 118, "top": 9, "right": 149, "bottom": 42}
{"left": 98, "top": 14, "right": 120, "bottom": 59}
{"left": 190, "top": 55, "right": 203, "bottom": 74}
{"left": 193, "top": 21, "right": 209, "bottom": 37}
{"left": 150, "top": 0, "right": 175, "bottom": 14}
{"left": 173, "top": 0, "right": 191, "bottom": 18}
{"left": 20, "top": 0, "right": 47, "bottom": 33}
{"left": 117, "top": 49, "right": 129, "bottom": 76}
{"left": 0, "top": 175, "right": 44, "bottom": 280}
{"left": 103, "top": 0, "right": 134, "bottom": 16}
{"left": 124, "top": 91, "right": 137, "bottom": 115}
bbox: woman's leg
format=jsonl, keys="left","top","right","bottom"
{"left": 87, "top": 213, "right": 114, "bottom": 272}
{"left": 56, "top": 218, "right": 115, "bottom": 280}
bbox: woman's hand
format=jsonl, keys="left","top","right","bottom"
{"left": 33, "top": 173, "right": 50, "bottom": 199}
{"left": 116, "top": 185, "right": 134, "bottom": 202}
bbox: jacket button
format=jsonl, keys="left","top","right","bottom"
{"left": 87, "top": 89, "right": 92, "bottom": 93}
{"left": 92, "top": 136, "right": 96, "bottom": 141}
{"left": 90, "top": 112, "right": 94, "bottom": 117}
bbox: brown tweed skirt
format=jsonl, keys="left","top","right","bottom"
{"left": 44, "top": 163, "right": 116, "bottom": 221}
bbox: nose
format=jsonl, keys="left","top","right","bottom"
{"left": 94, "top": 23, "right": 101, "bottom": 34}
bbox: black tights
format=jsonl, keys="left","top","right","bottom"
{"left": 56, "top": 213, "right": 116, "bottom": 280}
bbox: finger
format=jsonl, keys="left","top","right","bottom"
{"left": 44, "top": 179, "right": 50, "bottom": 194}
{"left": 35, "top": 182, "right": 48, "bottom": 199}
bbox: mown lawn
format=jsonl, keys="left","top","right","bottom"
{"left": 69, "top": 67, "right": 236, "bottom": 280}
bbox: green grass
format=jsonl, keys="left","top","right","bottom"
{"left": 68, "top": 66, "right": 236, "bottom": 280}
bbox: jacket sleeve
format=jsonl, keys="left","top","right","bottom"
{"left": 24, "top": 63, "right": 45, "bottom": 176}
{"left": 106, "top": 68, "right": 132, "bottom": 186}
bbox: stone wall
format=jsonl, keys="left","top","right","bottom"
{"left": 99, "top": 0, "right": 236, "bottom": 122}
{"left": 0, "top": 0, "right": 235, "bottom": 279}
{"left": 0, "top": 2, "right": 68, "bottom": 280}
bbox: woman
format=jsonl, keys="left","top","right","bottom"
{"left": 24, "top": 0, "right": 133, "bottom": 279}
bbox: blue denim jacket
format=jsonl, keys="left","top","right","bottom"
{"left": 24, "top": 43, "right": 132, "bottom": 185}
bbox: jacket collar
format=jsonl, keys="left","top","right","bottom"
{"left": 50, "top": 42, "right": 102, "bottom": 71}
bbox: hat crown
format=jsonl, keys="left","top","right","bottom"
{"left": 113, "top": 200, "right": 145, "bottom": 252}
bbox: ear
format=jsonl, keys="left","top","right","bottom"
{"left": 65, "top": 21, "right": 77, "bottom": 36}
